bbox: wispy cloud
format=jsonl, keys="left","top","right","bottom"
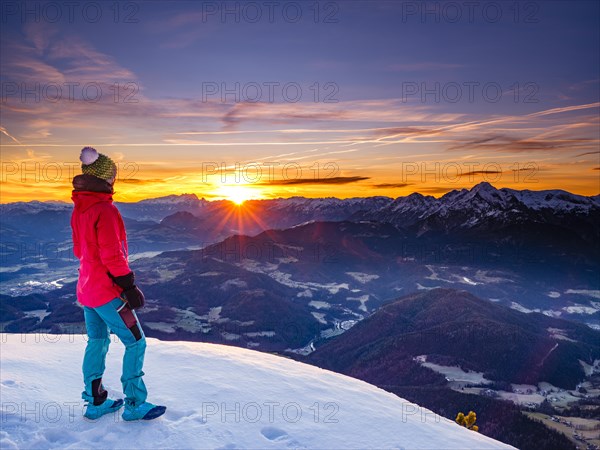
{"left": 575, "top": 151, "right": 600, "bottom": 157}
{"left": 3, "top": 22, "right": 135, "bottom": 85}
{"left": 262, "top": 176, "right": 370, "bottom": 186}
{"left": 372, "top": 183, "right": 412, "bottom": 188}
{"left": 529, "top": 102, "right": 600, "bottom": 117}
{"left": 448, "top": 135, "right": 598, "bottom": 153}
{"left": 0, "top": 126, "right": 21, "bottom": 144}
{"left": 458, "top": 170, "right": 502, "bottom": 177}
{"left": 220, "top": 102, "right": 350, "bottom": 130}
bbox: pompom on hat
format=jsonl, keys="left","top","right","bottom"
{"left": 80, "top": 147, "right": 117, "bottom": 182}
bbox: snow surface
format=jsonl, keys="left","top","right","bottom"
{"left": 0, "top": 334, "right": 513, "bottom": 449}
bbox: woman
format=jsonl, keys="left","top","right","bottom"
{"left": 71, "top": 147, "right": 166, "bottom": 421}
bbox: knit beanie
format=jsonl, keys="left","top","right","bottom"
{"left": 80, "top": 147, "right": 117, "bottom": 182}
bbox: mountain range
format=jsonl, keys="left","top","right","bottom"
{"left": 1, "top": 183, "right": 599, "bottom": 338}
{"left": 2, "top": 182, "right": 597, "bottom": 250}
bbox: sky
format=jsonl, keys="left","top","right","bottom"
{"left": 1, "top": 0, "right": 599, "bottom": 203}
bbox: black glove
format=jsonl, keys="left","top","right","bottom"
{"left": 109, "top": 271, "right": 135, "bottom": 289}
{"left": 108, "top": 271, "right": 145, "bottom": 309}
{"left": 121, "top": 285, "right": 145, "bottom": 309}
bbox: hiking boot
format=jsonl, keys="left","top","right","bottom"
{"left": 122, "top": 401, "right": 166, "bottom": 421}
{"left": 84, "top": 398, "right": 124, "bottom": 420}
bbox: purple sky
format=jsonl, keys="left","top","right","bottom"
{"left": 1, "top": 1, "right": 599, "bottom": 201}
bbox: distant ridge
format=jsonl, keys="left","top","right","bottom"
{"left": 308, "top": 288, "right": 600, "bottom": 389}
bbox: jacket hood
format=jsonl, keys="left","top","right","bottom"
{"left": 71, "top": 190, "right": 114, "bottom": 213}
{"left": 73, "top": 174, "right": 114, "bottom": 194}
{"left": 72, "top": 174, "right": 115, "bottom": 212}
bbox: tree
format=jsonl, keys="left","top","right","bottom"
{"left": 456, "top": 410, "right": 479, "bottom": 432}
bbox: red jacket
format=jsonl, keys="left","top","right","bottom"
{"left": 71, "top": 191, "right": 131, "bottom": 307}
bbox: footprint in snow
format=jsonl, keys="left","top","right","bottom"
{"left": 42, "top": 428, "right": 76, "bottom": 445}
{"left": 260, "top": 426, "right": 288, "bottom": 441}
{"left": 260, "top": 427, "right": 306, "bottom": 449}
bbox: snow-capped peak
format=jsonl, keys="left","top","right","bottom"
{"left": 471, "top": 181, "right": 495, "bottom": 193}
{"left": 134, "top": 193, "right": 201, "bottom": 205}
{"left": 0, "top": 200, "right": 72, "bottom": 215}
{"left": 507, "top": 188, "right": 598, "bottom": 211}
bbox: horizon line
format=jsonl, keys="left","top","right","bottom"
{"left": 1, "top": 182, "right": 599, "bottom": 205}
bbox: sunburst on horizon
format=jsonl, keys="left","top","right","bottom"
{"left": 213, "top": 184, "right": 264, "bottom": 205}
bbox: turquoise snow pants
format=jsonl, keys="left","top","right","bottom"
{"left": 82, "top": 297, "right": 148, "bottom": 406}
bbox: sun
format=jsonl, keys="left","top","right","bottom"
{"left": 216, "top": 185, "right": 258, "bottom": 205}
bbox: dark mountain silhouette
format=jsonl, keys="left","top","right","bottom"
{"left": 307, "top": 288, "right": 600, "bottom": 389}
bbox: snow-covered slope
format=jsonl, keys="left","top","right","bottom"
{"left": 0, "top": 334, "right": 513, "bottom": 449}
